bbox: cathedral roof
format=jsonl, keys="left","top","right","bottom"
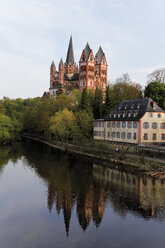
{"left": 66, "top": 36, "right": 75, "bottom": 64}
{"left": 59, "top": 58, "right": 63, "bottom": 66}
{"left": 84, "top": 43, "right": 91, "bottom": 59}
{"left": 51, "top": 60, "right": 55, "bottom": 68}
{"left": 64, "top": 73, "right": 79, "bottom": 81}
{"left": 95, "top": 46, "right": 104, "bottom": 64}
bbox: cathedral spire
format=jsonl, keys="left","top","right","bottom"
{"left": 66, "top": 36, "right": 75, "bottom": 64}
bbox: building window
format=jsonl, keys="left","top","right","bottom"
{"left": 133, "top": 133, "right": 137, "bottom": 140}
{"left": 94, "top": 122, "right": 98, "bottom": 127}
{"left": 117, "top": 132, "right": 120, "bottom": 138}
{"left": 101, "top": 122, "right": 104, "bottom": 127}
{"left": 121, "top": 132, "right": 125, "bottom": 139}
{"left": 144, "top": 133, "right": 148, "bottom": 140}
{"left": 161, "top": 134, "right": 165, "bottom": 140}
{"left": 152, "top": 133, "right": 157, "bottom": 140}
{"left": 102, "top": 131, "right": 104, "bottom": 137}
{"left": 161, "top": 123, "right": 165, "bottom": 129}
{"left": 112, "top": 132, "right": 116, "bottom": 138}
{"left": 107, "top": 121, "right": 111, "bottom": 127}
{"left": 143, "top": 122, "right": 149, "bottom": 129}
{"left": 112, "top": 122, "right": 116, "bottom": 128}
{"left": 122, "top": 122, "right": 126, "bottom": 128}
{"left": 127, "top": 133, "right": 132, "bottom": 139}
{"left": 94, "top": 131, "right": 96, "bottom": 136}
{"left": 152, "top": 122, "right": 158, "bottom": 129}
{"left": 148, "top": 113, "right": 153, "bottom": 117}
{"left": 99, "top": 131, "right": 101, "bottom": 136}
{"left": 158, "top": 113, "right": 161, "bottom": 118}
{"left": 117, "top": 122, "right": 120, "bottom": 128}
{"left": 108, "top": 131, "right": 110, "bottom": 137}
{"left": 133, "top": 122, "right": 138, "bottom": 128}
{"left": 127, "top": 122, "right": 132, "bottom": 128}
{"left": 123, "top": 113, "right": 126, "bottom": 117}
{"left": 133, "top": 112, "right": 138, "bottom": 117}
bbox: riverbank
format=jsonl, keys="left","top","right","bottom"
{"left": 22, "top": 134, "right": 165, "bottom": 176}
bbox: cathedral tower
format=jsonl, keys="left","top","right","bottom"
{"left": 64, "top": 36, "right": 77, "bottom": 77}
{"left": 58, "top": 58, "right": 64, "bottom": 86}
{"left": 79, "top": 43, "right": 95, "bottom": 92}
{"left": 50, "top": 60, "right": 56, "bottom": 88}
{"left": 95, "top": 46, "right": 107, "bottom": 96}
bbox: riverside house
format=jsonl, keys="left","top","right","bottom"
{"left": 93, "top": 98, "right": 165, "bottom": 144}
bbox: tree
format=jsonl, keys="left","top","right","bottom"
{"left": 0, "top": 114, "right": 14, "bottom": 143}
{"left": 71, "top": 89, "right": 82, "bottom": 106}
{"left": 144, "top": 81, "right": 165, "bottom": 110}
{"left": 79, "top": 88, "right": 92, "bottom": 113}
{"left": 75, "top": 111, "right": 93, "bottom": 140}
{"left": 147, "top": 68, "right": 165, "bottom": 84}
{"left": 103, "top": 85, "right": 112, "bottom": 117}
{"left": 110, "top": 74, "right": 143, "bottom": 109}
{"left": 49, "top": 109, "right": 76, "bottom": 141}
{"left": 93, "top": 87, "right": 103, "bottom": 119}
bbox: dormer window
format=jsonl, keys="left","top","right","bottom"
{"left": 133, "top": 112, "right": 138, "bottom": 117}
{"left": 109, "top": 114, "right": 112, "bottom": 118}
{"left": 137, "top": 104, "right": 140, "bottom": 109}
{"left": 128, "top": 113, "right": 131, "bottom": 117}
{"left": 119, "top": 106, "right": 121, "bottom": 110}
{"left": 114, "top": 114, "right": 116, "bottom": 118}
{"left": 118, "top": 113, "right": 120, "bottom": 118}
{"left": 123, "top": 113, "right": 126, "bottom": 117}
{"left": 125, "top": 106, "right": 127, "bottom": 110}
{"left": 131, "top": 105, "right": 134, "bottom": 109}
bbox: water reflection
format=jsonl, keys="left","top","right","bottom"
{"left": 93, "top": 165, "right": 165, "bottom": 219}
{"left": 1, "top": 141, "right": 165, "bottom": 238}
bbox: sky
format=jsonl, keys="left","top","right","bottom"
{"left": 0, "top": 0, "right": 165, "bottom": 99}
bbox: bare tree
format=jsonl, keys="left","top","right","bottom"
{"left": 147, "top": 68, "right": 165, "bottom": 84}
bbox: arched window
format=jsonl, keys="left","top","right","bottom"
{"left": 127, "top": 133, "right": 132, "bottom": 139}
{"left": 121, "top": 132, "right": 125, "bottom": 139}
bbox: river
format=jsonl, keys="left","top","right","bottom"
{"left": 0, "top": 140, "right": 165, "bottom": 248}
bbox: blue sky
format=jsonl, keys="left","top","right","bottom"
{"left": 0, "top": 0, "right": 165, "bottom": 99}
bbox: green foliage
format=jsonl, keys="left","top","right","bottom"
{"left": 103, "top": 85, "right": 111, "bottom": 117}
{"left": 110, "top": 74, "right": 143, "bottom": 109}
{"left": 75, "top": 110, "right": 93, "bottom": 139}
{"left": 144, "top": 81, "right": 165, "bottom": 110}
{"left": 0, "top": 114, "right": 14, "bottom": 143}
{"left": 49, "top": 108, "right": 76, "bottom": 141}
{"left": 71, "top": 89, "right": 82, "bottom": 105}
{"left": 79, "top": 88, "right": 93, "bottom": 113}
{"left": 93, "top": 87, "right": 103, "bottom": 119}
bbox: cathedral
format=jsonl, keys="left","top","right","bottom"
{"left": 49, "top": 36, "right": 108, "bottom": 97}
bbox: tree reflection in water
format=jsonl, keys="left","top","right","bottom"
{"left": 1, "top": 140, "right": 165, "bottom": 237}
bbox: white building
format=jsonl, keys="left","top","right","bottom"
{"left": 93, "top": 98, "right": 165, "bottom": 144}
